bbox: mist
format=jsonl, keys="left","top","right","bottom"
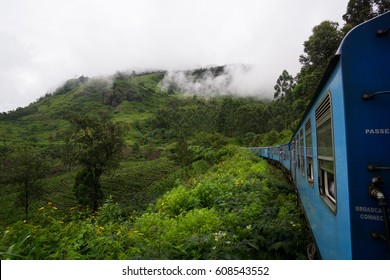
{"left": 160, "top": 64, "right": 274, "bottom": 99}
{"left": 0, "top": 0, "right": 349, "bottom": 112}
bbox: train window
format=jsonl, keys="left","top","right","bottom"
{"left": 296, "top": 134, "right": 301, "bottom": 172}
{"left": 315, "top": 93, "right": 336, "bottom": 212}
{"left": 282, "top": 145, "right": 289, "bottom": 161}
{"left": 294, "top": 137, "right": 298, "bottom": 168}
{"left": 299, "top": 129, "right": 305, "bottom": 176}
{"left": 305, "top": 119, "right": 314, "bottom": 186}
{"left": 290, "top": 140, "right": 295, "bottom": 166}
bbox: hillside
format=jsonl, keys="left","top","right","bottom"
{"left": 0, "top": 69, "right": 307, "bottom": 259}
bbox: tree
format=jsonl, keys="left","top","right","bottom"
{"left": 299, "top": 21, "right": 343, "bottom": 73}
{"left": 274, "top": 70, "right": 295, "bottom": 100}
{"left": 67, "top": 113, "right": 126, "bottom": 212}
{"left": 293, "top": 21, "right": 343, "bottom": 108}
{"left": 215, "top": 97, "right": 243, "bottom": 137}
{"left": 5, "top": 145, "right": 48, "bottom": 221}
{"left": 373, "top": 0, "right": 390, "bottom": 14}
{"left": 343, "top": 0, "right": 375, "bottom": 27}
{"left": 170, "top": 138, "right": 194, "bottom": 166}
{"left": 343, "top": 0, "right": 390, "bottom": 29}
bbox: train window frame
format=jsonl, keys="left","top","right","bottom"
{"left": 295, "top": 137, "right": 298, "bottom": 168}
{"left": 296, "top": 133, "right": 301, "bottom": 175}
{"left": 290, "top": 139, "right": 295, "bottom": 176}
{"left": 299, "top": 129, "right": 305, "bottom": 176}
{"left": 296, "top": 135, "right": 300, "bottom": 179}
{"left": 305, "top": 119, "right": 314, "bottom": 186}
{"left": 315, "top": 92, "right": 336, "bottom": 213}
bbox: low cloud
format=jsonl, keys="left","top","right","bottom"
{"left": 0, "top": 0, "right": 348, "bottom": 112}
{"left": 160, "top": 64, "right": 272, "bottom": 99}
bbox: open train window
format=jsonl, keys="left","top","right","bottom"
{"left": 315, "top": 93, "right": 336, "bottom": 212}
{"left": 305, "top": 119, "right": 314, "bottom": 186}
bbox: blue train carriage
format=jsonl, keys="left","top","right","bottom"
{"left": 248, "top": 146, "right": 270, "bottom": 158}
{"left": 247, "top": 147, "right": 265, "bottom": 158}
{"left": 293, "top": 12, "right": 390, "bottom": 259}
{"left": 276, "top": 142, "right": 291, "bottom": 173}
{"left": 252, "top": 143, "right": 291, "bottom": 172}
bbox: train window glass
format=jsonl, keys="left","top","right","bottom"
{"left": 292, "top": 140, "right": 295, "bottom": 165}
{"left": 298, "top": 135, "right": 302, "bottom": 173}
{"left": 315, "top": 93, "right": 336, "bottom": 212}
{"left": 294, "top": 137, "right": 298, "bottom": 168}
{"left": 297, "top": 134, "right": 301, "bottom": 172}
{"left": 299, "top": 129, "right": 305, "bottom": 176}
{"left": 305, "top": 119, "right": 314, "bottom": 185}
{"left": 296, "top": 137, "right": 300, "bottom": 168}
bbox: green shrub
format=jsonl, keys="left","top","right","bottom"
{"left": 2, "top": 146, "right": 307, "bottom": 260}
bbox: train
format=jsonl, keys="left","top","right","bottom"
{"left": 249, "top": 12, "right": 390, "bottom": 259}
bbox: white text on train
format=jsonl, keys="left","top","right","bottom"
{"left": 365, "top": 128, "right": 390, "bottom": 135}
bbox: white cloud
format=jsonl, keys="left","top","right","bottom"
{"left": 0, "top": 0, "right": 349, "bottom": 112}
{"left": 160, "top": 64, "right": 272, "bottom": 98}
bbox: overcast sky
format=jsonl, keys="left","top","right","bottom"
{"left": 0, "top": 0, "right": 349, "bottom": 112}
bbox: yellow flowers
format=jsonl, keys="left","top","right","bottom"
{"left": 47, "top": 202, "right": 57, "bottom": 210}
{"left": 132, "top": 230, "right": 144, "bottom": 236}
{"left": 233, "top": 179, "right": 244, "bottom": 187}
{"left": 95, "top": 225, "right": 146, "bottom": 238}
{"left": 38, "top": 202, "right": 57, "bottom": 211}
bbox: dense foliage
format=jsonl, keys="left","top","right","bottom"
{"left": 1, "top": 147, "right": 307, "bottom": 260}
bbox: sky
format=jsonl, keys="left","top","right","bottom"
{"left": 0, "top": 0, "right": 349, "bottom": 112}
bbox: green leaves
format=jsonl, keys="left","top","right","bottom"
{"left": 68, "top": 113, "right": 126, "bottom": 171}
{"left": 66, "top": 113, "right": 126, "bottom": 211}
{"left": 1, "top": 146, "right": 307, "bottom": 260}
{"left": 2, "top": 145, "right": 49, "bottom": 221}
{"left": 130, "top": 147, "right": 307, "bottom": 259}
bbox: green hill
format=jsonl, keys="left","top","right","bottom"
{"left": 0, "top": 68, "right": 307, "bottom": 259}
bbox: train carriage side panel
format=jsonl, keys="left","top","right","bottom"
{"left": 340, "top": 12, "right": 390, "bottom": 259}
{"left": 262, "top": 147, "right": 269, "bottom": 159}
{"left": 293, "top": 60, "right": 352, "bottom": 259}
{"left": 280, "top": 142, "right": 291, "bottom": 172}
{"left": 248, "top": 147, "right": 262, "bottom": 157}
{"left": 249, "top": 12, "right": 390, "bottom": 259}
